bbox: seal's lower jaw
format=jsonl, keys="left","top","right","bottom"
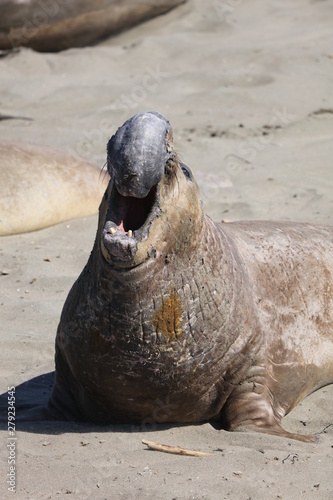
{"left": 101, "top": 184, "right": 160, "bottom": 268}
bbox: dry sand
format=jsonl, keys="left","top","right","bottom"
{"left": 0, "top": 0, "right": 333, "bottom": 498}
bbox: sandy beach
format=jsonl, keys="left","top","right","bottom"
{"left": 0, "top": 0, "right": 333, "bottom": 498}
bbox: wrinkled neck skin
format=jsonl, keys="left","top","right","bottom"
{"left": 94, "top": 175, "right": 257, "bottom": 361}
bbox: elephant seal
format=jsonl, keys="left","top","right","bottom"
{"left": 0, "top": 142, "right": 109, "bottom": 236}
{"left": 49, "top": 112, "right": 333, "bottom": 442}
{"left": 0, "top": 0, "right": 186, "bottom": 52}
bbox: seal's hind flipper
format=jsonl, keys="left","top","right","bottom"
{"left": 230, "top": 419, "right": 317, "bottom": 443}
{"left": 221, "top": 385, "right": 317, "bottom": 443}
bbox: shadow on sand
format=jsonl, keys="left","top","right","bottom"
{"left": 0, "top": 372, "right": 132, "bottom": 435}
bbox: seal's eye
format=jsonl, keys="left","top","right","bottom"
{"left": 180, "top": 163, "right": 193, "bottom": 181}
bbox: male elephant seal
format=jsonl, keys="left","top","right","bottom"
{"left": 0, "top": 0, "right": 186, "bottom": 52}
{"left": 49, "top": 112, "right": 333, "bottom": 442}
{"left": 0, "top": 142, "right": 108, "bottom": 236}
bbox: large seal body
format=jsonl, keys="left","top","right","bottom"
{"left": 50, "top": 112, "right": 333, "bottom": 442}
{"left": 0, "top": 142, "right": 108, "bottom": 236}
{"left": 0, "top": 0, "right": 185, "bottom": 52}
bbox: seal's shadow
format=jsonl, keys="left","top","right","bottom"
{"left": 0, "top": 372, "right": 133, "bottom": 435}
{"left": 0, "top": 372, "right": 208, "bottom": 435}
{"left": 0, "top": 372, "right": 68, "bottom": 434}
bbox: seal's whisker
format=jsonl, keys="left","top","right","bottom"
{"left": 176, "top": 150, "right": 184, "bottom": 163}
{"left": 99, "top": 162, "right": 109, "bottom": 183}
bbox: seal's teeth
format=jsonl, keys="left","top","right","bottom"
{"left": 128, "top": 230, "right": 133, "bottom": 237}
{"left": 109, "top": 228, "right": 117, "bottom": 235}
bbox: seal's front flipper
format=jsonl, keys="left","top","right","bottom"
{"left": 229, "top": 418, "right": 317, "bottom": 443}
{"left": 221, "top": 386, "right": 317, "bottom": 443}
{"left": 48, "top": 373, "right": 81, "bottom": 422}
{"left": 48, "top": 348, "right": 83, "bottom": 422}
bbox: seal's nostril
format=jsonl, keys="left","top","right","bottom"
{"left": 126, "top": 173, "right": 136, "bottom": 178}
{"left": 123, "top": 172, "right": 138, "bottom": 184}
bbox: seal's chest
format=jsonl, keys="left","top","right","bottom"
{"left": 94, "top": 287, "right": 187, "bottom": 349}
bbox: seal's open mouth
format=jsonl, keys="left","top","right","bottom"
{"left": 107, "top": 184, "right": 157, "bottom": 236}
{"left": 101, "top": 111, "right": 173, "bottom": 265}
{"left": 101, "top": 182, "right": 161, "bottom": 264}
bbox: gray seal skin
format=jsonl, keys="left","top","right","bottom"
{"left": 49, "top": 112, "right": 333, "bottom": 443}
{"left": 107, "top": 111, "right": 172, "bottom": 198}
{"left": 0, "top": 0, "right": 186, "bottom": 52}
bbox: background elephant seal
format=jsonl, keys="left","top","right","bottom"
{"left": 0, "top": 0, "right": 186, "bottom": 52}
{"left": 49, "top": 112, "right": 333, "bottom": 442}
{"left": 0, "top": 142, "right": 108, "bottom": 236}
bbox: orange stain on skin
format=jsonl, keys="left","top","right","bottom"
{"left": 152, "top": 288, "right": 183, "bottom": 342}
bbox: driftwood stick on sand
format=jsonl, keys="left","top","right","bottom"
{"left": 142, "top": 439, "right": 212, "bottom": 457}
